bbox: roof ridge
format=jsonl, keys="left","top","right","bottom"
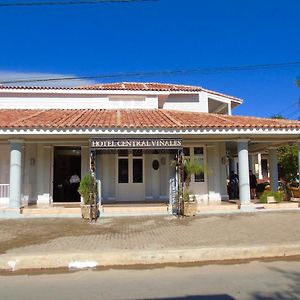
{"left": 161, "top": 110, "right": 183, "bottom": 127}
{"left": 212, "top": 113, "right": 244, "bottom": 126}
{"left": 116, "top": 110, "right": 122, "bottom": 126}
{"left": 13, "top": 109, "right": 45, "bottom": 126}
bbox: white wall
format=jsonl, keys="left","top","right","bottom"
{"left": 206, "top": 142, "right": 228, "bottom": 203}
{"left": 23, "top": 144, "right": 37, "bottom": 205}
{"left": 99, "top": 153, "right": 116, "bottom": 201}
{"left": 162, "top": 92, "right": 208, "bottom": 112}
{"left": 0, "top": 94, "right": 158, "bottom": 109}
{"left": 0, "top": 144, "right": 10, "bottom": 206}
{"left": 0, "top": 144, "right": 10, "bottom": 184}
{"left": 36, "top": 144, "right": 52, "bottom": 205}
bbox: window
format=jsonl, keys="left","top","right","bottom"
{"left": 194, "top": 147, "right": 204, "bottom": 182}
{"left": 133, "top": 159, "right": 143, "bottom": 183}
{"left": 118, "top": 158, "right": 128, "bottom": 183}
{"left": 194, "top": 147, "right": 203, "bottom": 155}
{"left": 183, "top": 147, "right": 190, "bottom": 156}
{"left": 118, "top": 150, "right": 143, "bottom": 184}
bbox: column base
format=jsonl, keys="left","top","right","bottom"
{"left": 239, "top": 203, "right": 256, "bottom": 212}
{"left": 0, "top": 208, "right": 22, "bottom": 219}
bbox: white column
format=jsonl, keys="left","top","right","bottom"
{"left": 298, "top": 142, "right": 300, "bottom": 187}
{"left": 228, "top": 102, "right": 232, "bottom": 115}
{"left": 9, "top": 139, "right": 23, "bottom": 209}
{"left": 257, "top": 153, "right": 263, "bottom": 180}
{"left": 237, "top": 140, "right": 251, "bottom": 205}
{"left": 269, "top": 147, "right": 278, "bottom": 192}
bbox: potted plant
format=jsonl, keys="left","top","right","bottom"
{"left": 182, "top": 190, "right": 198, "bottom": 216}
{"left": 259, "top": 190, "right": 284, "bottom": 204}
{"left": 180, "top": 157, "right": 204, "bottom": 216}
{"left": 78, "top": 173, "right": 99, "bottom": 220}
{"left": 289, "top": 181, "right": 299, "bottom": 199}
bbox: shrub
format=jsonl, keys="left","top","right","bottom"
{"left": 78, "top": 173, "right": 97, "bottom": 205}
{"left": 259, "top": 190, "right": 284, "bottom": 204}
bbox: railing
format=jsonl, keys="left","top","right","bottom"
{"left": 0, "top": 184, "right": 10, "bottom": 198}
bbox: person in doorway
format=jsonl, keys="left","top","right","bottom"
{"left": 229, "top": 171, "right": 239, "bottom": 199}
{"left": 249, "top": 170, "right": 257, "bottom": 199}
{"left": 70, "top": 173, "right": 81, "bottom": 201}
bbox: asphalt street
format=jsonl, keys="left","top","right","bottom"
{"left": 1, "top": 259, "right": 299, "bottom": 300}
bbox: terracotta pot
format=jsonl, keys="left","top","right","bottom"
{"left": 183, "top": 201, "right": 198, "bottom": 217}
{"left": 80, "top": 204, "right": 99, "bottom": 220}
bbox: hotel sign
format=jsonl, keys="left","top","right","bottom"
{"left": 90, "top": 138, "right": 182, "bottom": 149}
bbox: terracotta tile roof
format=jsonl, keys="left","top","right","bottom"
{"left": 0, "top": 82, "right": 242, "bottom": 102}
{"left": 77, "top": 82, "right": 203, "bottom": 92}
{"left": 0, "top": 109, "right": 299, "bottom": 130}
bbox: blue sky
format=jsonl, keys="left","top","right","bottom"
{"left": 0, "top": 0, "right": 299, "bottom": 118}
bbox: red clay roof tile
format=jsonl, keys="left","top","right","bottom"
{"left": 0, "top": 82, "right": 242, "bottom": 102}
{"left": 0, "top": 109, "right": 299, "bottom": 130}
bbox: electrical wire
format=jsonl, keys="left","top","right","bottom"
{"left": 275, "top": 100, "right": 300, "bottom": 116}
{"left": 285, "top": 109, "right": 300, "bottom": 119}
{"left": 0, "top": 0, "right": 157, "bottom": 7}
{"left": 1, "top": 61, "right": 300, "bottom": 84}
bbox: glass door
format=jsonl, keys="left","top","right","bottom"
{"left": 117, "top": 150, "right": 145, "bottom": 201}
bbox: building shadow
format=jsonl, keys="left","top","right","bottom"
{"left": 251, "top": 266, "right": 300, "bottom": 299}
{"left": 135, "top": 295, "right": 235, "bottom": 300}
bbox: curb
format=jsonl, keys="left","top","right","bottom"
{"left": 1, "top": 244, "right": 300, "bottom": 271}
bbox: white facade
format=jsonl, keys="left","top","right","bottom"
{"left": 0, "top": 82, "right": 298, "bottom": 215}
{"left": 0, "top": 87, "right": 240, "bottom": 112}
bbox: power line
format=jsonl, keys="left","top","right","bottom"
{"left": 285, "top": 108, "right": 300, "bottom": 119}
{"left": 1, "top": 61, "right": 300, "bottom": 85}
{"left": 275, "top": 100, "right": 300, "bottom": 116}
{"left": 0, "top": 0, "right": 157, "bottom": 7}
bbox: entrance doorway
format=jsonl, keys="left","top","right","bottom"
{"left": 53, "top": 147, "right": 81, "bottom": 202}
{"left": 117, "top": 150, "right": 145, "bottom": 201}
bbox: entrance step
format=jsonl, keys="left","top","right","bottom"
{"left": 21, "top": 206, "right": 81, "bottom": 217}
{"left": 198, "top": 204, "right": 239, "bottom": 213}
{"left": 101, "top": 203, "right": 170, "bottom": 216}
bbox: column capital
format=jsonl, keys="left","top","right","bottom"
{"left": 8, "top": 139, "right": 24, "bottom": 144}
{"left": 237, "top": 139, "right": 250, "bottom": 143}
{"left": 268, "top": 146, "right": 277, "bottom": 150}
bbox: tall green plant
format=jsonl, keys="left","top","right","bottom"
{"left": 183, "top": 158, "right": 204, "bottom": 190}
{"left": 78, "top": 173, "right": 96, "bottom": 205}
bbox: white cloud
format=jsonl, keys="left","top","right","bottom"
{"left": 0, "top": 70, "right": 97, "bottom": 87}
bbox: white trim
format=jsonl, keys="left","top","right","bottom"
{"left": 1, "top": 127, "right": 300, "bottom": 136}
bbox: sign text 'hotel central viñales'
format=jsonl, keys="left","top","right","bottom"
{"left": 90, "top": 138, "right": 182, "bottom": 149}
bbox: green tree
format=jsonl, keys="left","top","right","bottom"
{"left": 277, "top": 144, "right": 298, "bottom": 181}
{"left": 271, "top": 115, "right": 298, "bottom": 181}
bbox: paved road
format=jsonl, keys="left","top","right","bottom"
{"left": 1, "top": 260, "right": 300, "bottom": 300}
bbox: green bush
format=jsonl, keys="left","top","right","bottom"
{"left": 259, "top": 190, "right": 284, "bottom": 204}
{"left": 78, "top": 173, "right": 97, "bottom": 205}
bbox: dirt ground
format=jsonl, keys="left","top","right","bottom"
{"left": 0, "top": 211, "right": 300, "bottom": 254}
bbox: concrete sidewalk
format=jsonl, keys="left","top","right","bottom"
{"left": 0, "top": 211, "right": 300, "bottom": 271}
